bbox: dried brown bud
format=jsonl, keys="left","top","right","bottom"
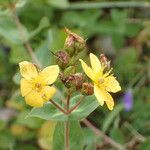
{"left": 64, "top": 28, "right": 86, "bottom": 55}
{"left": 82, "top": 82, "right": 94, "bottom": 95}
{"left": 56, "top": 51, "right": 70, "bottom": 69}
{"left": 59, "top": 73, "right": 83, "bottom": 89}
{"left": 65, "top": 28, "right": 85, "bottom": 44}
{"left": 72, "top": 73, "right": 83, "bottom": 90}
{"left": 59, "top": 72, "right": 66, "bottom": 84}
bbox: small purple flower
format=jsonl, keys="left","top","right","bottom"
{"left": 123, "top": 89, "right": 133, "bottom": 111}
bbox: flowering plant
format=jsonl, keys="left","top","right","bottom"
{"left": 19, "top": 28, "right": 121, "bottom": 150}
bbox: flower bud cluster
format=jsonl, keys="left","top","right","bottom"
{"left": 54, "top": 28, "right": 94, "bottom": 95}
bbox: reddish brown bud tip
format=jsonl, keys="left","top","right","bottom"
{"left": 64, "top": 28, "right": 86, "bottom": 55}
{"left": 82, "top": 82, "right": 94, "bottom": 95}
{"left": 64, "top": 28, "right": 85, "bottom": 44}
{"left": 56, "top": 51, "right": 70, "bottom": 69}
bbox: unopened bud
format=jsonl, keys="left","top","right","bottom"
{"left": 56, "top": 51, "right": 70, "bottom": 69}
{"left": 72, "top": 73, "right": 83, "bottom": 90}
{"left": 59, "top": 73, "right": 83, "bottom": 89}
{"left": 82, "top": 82, "right": 94, "bottom": 95}
{"left": 64, "top": 28, "right": 86, "bottom": 55}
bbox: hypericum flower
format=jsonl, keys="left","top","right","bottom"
{"left": 19, "top": 61, "right": 59, "bottom": 107}
{"left": 80, "top": 53, "right": 121, "bottom": 110}
{"left": 123, "top": 89, "right": 133, "bottom": 111}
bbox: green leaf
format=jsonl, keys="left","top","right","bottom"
{"left": 83, "top": 128, "right": 97, "bottom": 150}
{"left": 0, "top": 130, "right": 15, "bottom": 149}
{"left": 102, "top": 104, "right": 124, "bottom": 132}
{"left": 28, "top": 17, "right": 50, "bottom": 40}
{"left": 10, "top": 44, "right": 30, "bottom": 63}
{"left": 0, "top": 17, "right": 28, "bottom": 44}
{"left": 35, "top": 30, "right": 52, "bottom": 66}
{"left": 53, "top": 121, "right": 84, "bottom": 150}
{"left": 111, "top": 9, "right": 127, "bottom": 24}
{"left": 0, "top": 16, "right": 50, "bottom": 44}
{"left": 139, "top": 139, "right": 150, "bottom": 150}
{"left": 14, "top": 144, "right": 37, "bottom": 150}
{"left": 16, "top": 111, "right": 44, "bottom": 129}
{"left": 38, "top": 121, "right": 56, "bottom": 150}
{"left": 110, "top": 128, "right": 125, "bottom": 144}
{"left": 47, "top": 0, "right": 69, "bottom": 9}
{"left": 69, "top": 95, "right": 99, "bottom": 120}
{"left": 27, "top": 95, "right": 99, "bottom": 121}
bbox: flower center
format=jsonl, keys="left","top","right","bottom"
{"left": 99, "top": 78, "right": 104, "bottom": 84}
{"left": 34, "top": 83, "right": 42, "bottom": 92}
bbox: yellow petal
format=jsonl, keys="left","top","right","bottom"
{"left": 94, "top": 84, "right": 114, "bottom": 110}
{"left": 79, "top": 59, "right": 95, "bottom": 81}
{"left": 20, "top": 78, "right": 32, "bottom": 97}
{"left": 103, "top": 92, "right": 114, "bottom": 110}
{"left": 94, "top": 84, "right": 104, "bottom": 106}
{"left": 90, "top": 53, "right": 101, "bottom": 72}
{"left": 40, "top": 86, "right": 56, "bottom": 101}
{"left": 25, "top": 91, "right": 43, "bottom": 107}
{"left": 19, "top": 61, "right": 38, "bottom": 80}
{"left": 105, "top": 76, "right": 121, "bottom": 93}
{"left": 38, "top": 65, "right": 59, "bottom": 85}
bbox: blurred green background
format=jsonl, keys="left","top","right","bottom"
{"left": 0, "top": 0, "right": 150, "bottom": 150}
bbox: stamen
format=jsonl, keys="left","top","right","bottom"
{"left": 99, "top": 78, "right": 104, "bottom": 84}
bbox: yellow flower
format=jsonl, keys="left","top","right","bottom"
{"left": 80, "top": 53, "right": 121, "bottom": 110}
{"left": 19, "top": 61, "right": 59, "bottom": 107}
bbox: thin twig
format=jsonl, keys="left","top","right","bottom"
{"left": 50, "top": 100, "right": 67, "bottom": 114}
{"left": 82, "top": 119, "right": 126, "bottom": 150}
{"left": 9, "top": 3, "right": 41, "bottom": 67}
{"left": 68, "top": 96, "right": 85, "bottom": 114}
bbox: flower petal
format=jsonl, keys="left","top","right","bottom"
{"left": 25, "top": 91, "right": 43, "bottom": 107}
{"left": 38, "top": 65, "right": 59, "bottom": 85}
{"left": 94, "top": 84, "right": 104, "bottom": 106}
{"left": 94, "top": 84, "right": 114, "bottom": 110}
{"left": 40, "top": 86, "right": 56, "bottom": 101}
{"left": 79, "top": 59, "right": 95, "bottom": 81}
{"left": 90, "top": 53, "right": 101, "bottom": 72}
{"left": 105, "top": 93, "right": 114, "bottom": 111}
{"left": 105, "top": 76, "right": 121, "bottom": 93}
{"left": 20, "top": 78, "right": 32, "bottom": 97}
{"left": 19, "top": 61, "right": 38, "bottom": 80}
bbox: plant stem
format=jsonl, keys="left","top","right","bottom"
{"left": 82, "top": 119, "right": 126, "bottom": 150}
{"left": 66, "top": 89, "right": 71, "bottom": 111}
{"left": 68, "top": 96, "right": 85, "bottom": 113}
{"left": 65, "top": 89, "right": 71, "bottom": 150}
{"left": 67, "top": 1, "right": 150, "bottom": 10}
{"left": 65, "top": 121, "right": 70, "bottom": 150}
{"left": 50, "top": 100, "right": 67, "bottom": 114}
{"left": 9, "top": 3, "right": 41, "bottom": 67}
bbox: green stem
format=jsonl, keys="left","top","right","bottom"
{"left": 65, "top": 121, "right": 70, "bottom": 150}
{"left": 67, "top": 1, "right": 150, "bottom": 10}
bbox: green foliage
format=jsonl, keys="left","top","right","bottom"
{"left": 0, "top": 130, "right": 14, "bottom": 149}
{"left": 53, "top": 121, "right": 84, "bottom": 150}
{"left": 114, "top": 47, "right": 139, "bottom": 83}
{"left": 110, "top": 128, "right": 125, "bottom": 144}
{"left": 27, "top": 95, "right": 99, "bottom": 121}
{"left": 102, "top": 104, "right": 124, "bottom": 132}
{"left": 0, "top": 0, "right": 149, "bottom": 149}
